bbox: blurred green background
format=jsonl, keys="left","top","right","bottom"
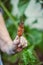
{"left": 0, "top": 0, "right": 43, "bottom": 65}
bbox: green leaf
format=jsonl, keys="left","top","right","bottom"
{"left": 18, "top": 0, "right": 30, "bottom": 16}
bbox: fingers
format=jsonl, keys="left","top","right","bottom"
{"left": 20, "top": 36, "right": 27, "bottom": 47}
{"left": 22, "top": 43, "right": 27, "bottom": 48}
{"left": 17, "top": 36, "right": 27, "bottom": 49}
{"left": 13, "top": 35, "right": 28, "bottom": 53}
{"left": 16, "top": 47, "right": 22, "bottom": 52}
{"left": 18, "top": 44, "right": 22, "bottom": 47}
{"left": 13, "top": 36, "right": 19, "bottom": 45}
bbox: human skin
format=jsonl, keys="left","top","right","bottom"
{"left": 0, "top": 13, "right": 22, "bottom": 54}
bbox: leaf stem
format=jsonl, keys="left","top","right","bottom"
{"left": 0, "top": 2, "right": 18, "bottom": 29}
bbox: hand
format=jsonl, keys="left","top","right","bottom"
{"left": 13, "top": 35, "right": 23, "bottom": 52}
{"left": 16, "top": 36, "right": 28, "bottom": 52}
{"left": 18, "top": 36, "right": 27, "bottom": 48}
{"left": 13, "top": 36, "right": 27, "bottom": 53}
